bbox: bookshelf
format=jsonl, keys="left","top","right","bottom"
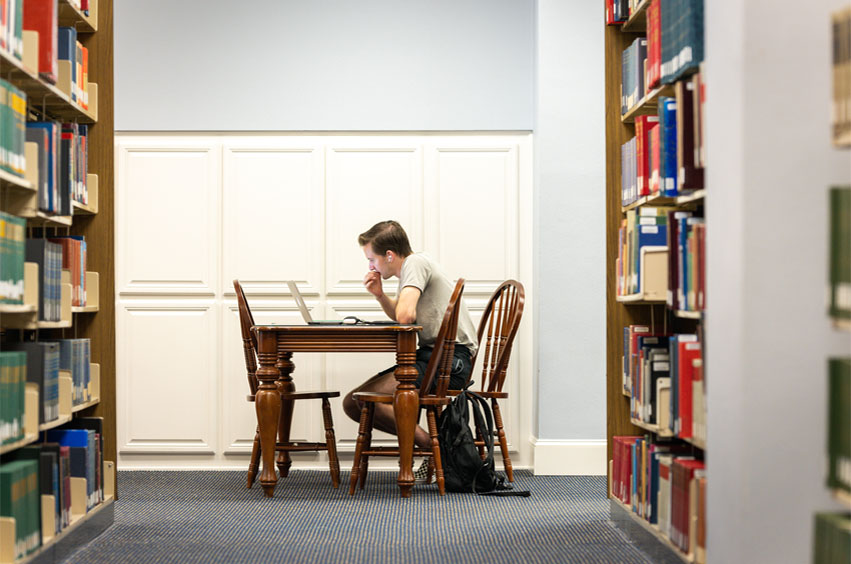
{"left": 605, "top": 1, "right": 707, "bottom": 562}
{"left": 0, "top": 0, "right": 114, "bottom": 562}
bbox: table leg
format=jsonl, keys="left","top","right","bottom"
{"left": 394, "top": 331, "right": 419, "bottom": 498}
{"left": 255, "top": 329, "right": 281, "bottom": 497}
{"left": 276, "top": 352, "right": 295, "bottom": 478}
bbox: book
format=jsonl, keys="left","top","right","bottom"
{"left": 5, "top": 341, "right": 59, "bottom": 424}
{"left": 828, "top": 357, "right": 851, "bottom": 494}
{"left": 829, "top": 187, "right": 851, "bottom": 321}
{"left": 22, "top": 0, "right": 58, "bottom": 83}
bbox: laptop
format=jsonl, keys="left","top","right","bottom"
{"left": 286, "top": 281, "right": 398, "bottom": 325}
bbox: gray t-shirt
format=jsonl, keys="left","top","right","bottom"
{"left": 397, "top": 253, "right": 478, "bottom": 356}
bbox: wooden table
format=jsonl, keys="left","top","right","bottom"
{"left": 252, "top": 324, "right": 421, "bottom": 497}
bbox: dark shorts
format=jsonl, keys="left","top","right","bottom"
{"left": 378, "top": 344, "right": 473, "bottom": 392}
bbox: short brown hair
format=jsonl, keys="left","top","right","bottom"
{"left": 358, "top": 220, "right": 413, "bottom": 257}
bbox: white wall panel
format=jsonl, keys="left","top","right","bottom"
{"left": 119, "top": 305, "right": 217, "bottom": 453}
{"left": 325, "top": 142, "right": 423, "bottom": 294}
{"left": 223, "top": 144, "right": 324, "bottom": 294}
{"left": 116, "top": 140, "right": 220, "bottom": 295}
{"left": 426, "top": 142, "right": 519, "bottom": 294}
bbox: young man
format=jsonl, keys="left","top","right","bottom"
{"left": 342, "top": 220, "right": 478, "bottom": 479}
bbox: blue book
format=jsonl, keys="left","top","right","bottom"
{"left": 57, "top": 27, "right": 77, "bottom": 101}
{"left": 659, "top": 97, "right": 678, "bottom": 196}
{"left": 635, "top": 224, "right": 667, "bottom": 293}
{"left": 44, "top": 428, "right": 95, "bottom": 509}
{"left": 26, "top": 122, "right": 58, "bottom": 213}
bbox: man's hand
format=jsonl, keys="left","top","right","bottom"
{"left": 363, "top": 270, "right": 383, "bottom": 298}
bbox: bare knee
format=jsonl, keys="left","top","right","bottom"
{"left": 342, "top": 391, "right": 362, "bottom": 422}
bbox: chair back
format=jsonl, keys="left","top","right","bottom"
{"left": 472, "top": 280, "right": 525, "bottom": 394}
{"left": 233, "top": 280, "right": 259, "bottom": 395}
{"left": 418, "top": 278, "right": 465, "bottom": 399}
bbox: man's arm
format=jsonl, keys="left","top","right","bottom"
{"left": 395, "top": 286, "right": 421, "bottom": 324}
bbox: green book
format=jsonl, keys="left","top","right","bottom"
{"left": 828, "top": 357, "right": 851, "bottom": 493}
{"left": 813, "top": 512, "right": 851, "bottom": 564}
{"left": 829, "top": 186, "right": 851, "bottom": 321}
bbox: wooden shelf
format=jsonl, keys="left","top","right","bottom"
{"left": 0, "top": 497, "right": 113, "bottom": 564}
{"left": 0, "top": 47, "right": 96, "bottom": 124}
{"left": 618, "top": 293, "right": 666, "bottom": 304}
{"left": 631, "top": 417, "right": 674, "bottom": 438}
{"left": 675, "top": 310, "right": 702, "bottom": 319}
{"left": 832, "top": 318, "right": 851, "bottom": 332}
{"left": 71, "top": 397, "right": 99, "bottom": 413}
{"left": 71, "top": 175, "right": 99, "bottom": 215}
{"left": 832, "top": 488, "right": 851, "bottom": 508}
{"left": 622, "top": 192, "right": 678, "bottom": 212}
{"left": 27, "top": 212, "right": 73, "bottom": 227}
{"left": 676, "top": 190, "right": 706, "bottom": 205}
{"left": 38, "top": 414, "right": 72, "bottom": 432}
{"left": 610, "top": 496, "right": 692, "bottom": 564}
{"left": 621, "top": 0, "right": 651, "bottom": 33}
{"left": 0, "top": 304, "right": 36, "bottom": 314}
{"left": 0, "top": 168, "right": 33, "bottom": 191}
{"left": 682, "top": 436, "right": 706, "bottom": 450}
{"left": 71, "top": 305, "right": 98, "bottom": 313}
{"left": 0, "top": 433, "right": 39, "bottom": 455}
{"left": 622, "top": 85, "right": 675, "bottom": 124}
{"left": 58, "top": 0, "right": 98, "bottom": 33}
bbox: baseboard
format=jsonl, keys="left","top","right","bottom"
{"left": 530, "top": 438, "right": 607, "bottom": 475}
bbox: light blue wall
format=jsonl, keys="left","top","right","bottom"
{"left": 114, "top": 0, "right": 535, "bottom": 131}
{"left": 533, "top": 0, "right": 605, "bottom": 440}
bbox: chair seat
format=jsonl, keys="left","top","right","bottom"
{"left": 352, "top": 391, "right": 451, "bottom": 406}
{"left": 352, "top": 391, "right": 394, "bottom": 403}
{"left": 447, "top": 389, "right": 509, "bottom": 399}
{"left": 247, "top": 390, "right": 340, "bottom": 402}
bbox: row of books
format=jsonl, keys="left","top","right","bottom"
{"left": 833, "top": 7, "right": 851, "bottom": 145}
{"left": 617, "top": 206, "right": 668, "bottom": 296}
{"left": 827, "top": 357, "right": 850, "bottom": 496}
{"left": 47, "top": 234, "right": 86, "bottom": 306}
{"left": 26, "top": 1, "right": 91, "bottom": 103}
{"left": 0, "top": 0, "right": 24, "bottom": 61}
{"left": 29, "top": 120, "right": 90, "bottom": 214}
{"left": 813, "top": 512, "right": 850, "bottom": 564}
{"left": 0, "top": 351, "right": 27, "bottom": 445}
{"left": 611, "top": 0, "right": 704, "bottom": 94}
{"left": 2, "top": 342, "right": 59, "bottom": 427}
{"left": 829, "top": 187, "right": 850, "bottom": 323}
{"left": 1, "top": 339, "right": 92, "bottom": 439}
{"left": 621, "top": 72, "right": 704, "bottom": 205}
{"left": 0, "top": 78, "right": 27, "bottom": 178}
{"left": 0, "top": 418, "right": 105, "bottom": 560}
{"left": 667, "top": 209, "right": 705, "bottom": 313}
{"left": 2, "top": 235, "right": 88, "bottom": 313}
{"left": 611, "top": 436, "right": 706, "bottom": 562}
{"left": 623, "top": 326, "right": 705, "bottom": 442}
{"left": 0, "top": 210, "right": 26, "bottom": 304}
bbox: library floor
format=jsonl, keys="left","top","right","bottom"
{"left": 66, "top": 470, "right": 655, "bottom": 564}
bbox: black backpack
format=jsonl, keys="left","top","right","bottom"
{"left": 437, "top": 389, "right": 529, "bottom": 496}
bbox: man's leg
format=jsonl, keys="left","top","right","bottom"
{"left": 342, "top": 369, "right": 431, "bottom": 449}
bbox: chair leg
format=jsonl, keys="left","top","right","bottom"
{"left": 349, "top": 402, "right": 371, "bottom": 495}
{"left": 359, "top": 403, "right": 375, "bottom": 490}
{"left": 426, "top": 408, "right": 445, "bottom": 495}
{"left": 359, "top": 402, "right": 375, "bottom": 489}
{"left": 492, "top": 399, "right": 514, "bottom": 482}
{"left": 321, "top": 398, "right": 340, "bottom": 489}
{"left": 247, "top": 426, "right": 261, "bottom": 488}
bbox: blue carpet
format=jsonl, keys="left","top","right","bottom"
{"left": 66, "top": 470, "right": 652, "bottom": 564}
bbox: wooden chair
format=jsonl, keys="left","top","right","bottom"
{"left": 348, "top": 278, "right": 465, "bottom": 496}
{"left": 457, "top": 280, "right": 525, "bottom": 482}
{"left": 234, "top": 280, "right": 341, "bottom": 489}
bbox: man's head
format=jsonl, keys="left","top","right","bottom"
{"left": 358, "top": 220, "right": 412, "bottom": 279}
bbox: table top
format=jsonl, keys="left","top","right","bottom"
{"left": 253, "top": 324, "right": 421, "bottom": 332}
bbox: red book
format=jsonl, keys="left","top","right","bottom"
{"left": 677, "top": 338, "right": 701, "bottom": 438}
{"left": 635, "top": 116, "right": 659, "bottom": 197}
{"left": 23, "top": 0, "right": 58, "bottom": 82}
{"left": 646, "top": 0, "right": 661, "bottom": 89}
{"left": 674, "top": 458, "right": 705, "bottom": 552}
{"left": 697, "top": 224, "right": 706, "bottom": 310}
{"left": 649, "top": 123, "right": 661, "bottom": 194}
